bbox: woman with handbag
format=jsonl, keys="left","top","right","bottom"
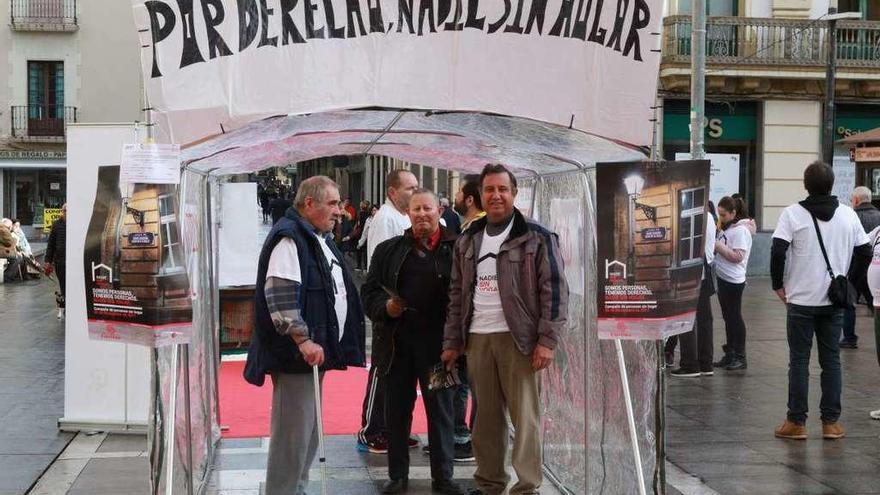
{"left": 713, "top": 196, "right": 754, "bottom": 371}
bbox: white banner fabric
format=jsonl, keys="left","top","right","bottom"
{"left": 131, "top": 0, "right": 663, "bottom": 146}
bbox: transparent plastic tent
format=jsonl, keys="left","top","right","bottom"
{"left": 156, "top": 109, "right": 663, "bottom": 494}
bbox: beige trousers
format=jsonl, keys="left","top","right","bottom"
{"left": 467, "top": 333, "right": 542, "bottom": 495}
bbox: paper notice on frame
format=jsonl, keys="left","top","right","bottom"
{"left": 596, "top": 160, "right": 710, "bottom": 340}
{"left": 120, "top": 143, "right": 181, "bottom": 184}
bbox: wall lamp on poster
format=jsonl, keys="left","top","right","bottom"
{"left": 624, "top": 174, "right": 645, "bottom": 284}
{"left": 126, "top": 206, "right": 146, "bottom": 229}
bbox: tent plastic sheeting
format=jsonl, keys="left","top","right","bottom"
{"left": 158, "top": 108, "right": 661, "bottom": 494}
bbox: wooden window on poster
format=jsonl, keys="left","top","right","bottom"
{"left": 678, "top": 187, "right": 707, "bottom": 266}
{"left": 158, "top": 194, "right": 185, "bottom": 275}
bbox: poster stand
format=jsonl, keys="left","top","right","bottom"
{"left": 615, "top": 339, "right": 648, "bottom": 495}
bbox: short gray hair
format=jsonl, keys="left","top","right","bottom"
{"left": 409, "top": 188, "right": 439, "bottom": 206}
{"left": 294, "top": 176, "right": 338, "bottom": 208}
{"left": 852, "top": 186, "right": 872, "bottom": 203}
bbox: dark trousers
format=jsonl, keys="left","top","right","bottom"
{"left": 842, "top": 279, "right": 872, "bottom": 344}
{"left": 453, "top": 356, "right": 477, "bottom": 443}
{"left": 56, "top": 262, "right": 66, "bottom": 307}
{"left": 387, "top": 337, "right": 454, "bottom": 482}
{"left": 717, "top": 278, "right": 746, "bottom": 356}
{"left": 679, "top": 277, "right": 715, "bottom": 371}
{"left": 357, "top": 366, "right": 387, "bottom": 443}
{"left": 786, "top": 304, "right": 843, "bottom": 424}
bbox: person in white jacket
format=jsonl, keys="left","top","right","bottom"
{"left": 864, "top": 225, "right": 880, "bottom": 420}
{"left": 358, "top": 168, "right": 419, "bottom": 455}
{"left": 366, "top": 170, "right": 419, "bottom": 270}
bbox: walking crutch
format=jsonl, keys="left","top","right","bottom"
{"left": 312, "top": 364, "right": 327, "bottom": 495}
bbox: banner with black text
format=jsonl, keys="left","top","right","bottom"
{"left": 132, "top": 0, "right": 662, "bottom": 146}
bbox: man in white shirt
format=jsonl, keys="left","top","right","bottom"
{"left": 771, "top": 161, "right": 872, "bottom": 441}
{"left": 358, "top": 168, "right": 419, "bottom": 454}
{"left": 366, "top": 170, "right": 419, "bottom": 269}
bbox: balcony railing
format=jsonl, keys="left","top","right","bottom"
{"left": 11, "top": 105, "right": 77, "bottom": 141}
{"left": 10, "top": 0, "right": 77, "bottom": 31}
{"left": 663, "top": 16, "right": 880, "bottom": 69}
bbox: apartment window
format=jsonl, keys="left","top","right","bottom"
{"left": 678, "top": 187, "right": 706, "bottom": 266}
{"left": 839, "top": 0, "right": 879, "bottom": 20}
{"left": 158, "top": 194, "right": 185, "bottom": 274}
{"left": 677, "top": 0, "right": 737, "bottom": 15}
{"left": 27, "top": 61, "right": 64, "bottom": 136}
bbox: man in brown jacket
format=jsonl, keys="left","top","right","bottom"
{"left": 441, "top": 164, "right": 568, "bottom": 495}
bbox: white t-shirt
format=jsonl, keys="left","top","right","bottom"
{"left": 470, "top": 220, "right": 514, "bottom": 334}
{"left": 267, "top": 236, "right": 347, "bottom": 341}
{"left": 773, "top": 203, "right": 870, "bottom": 307}
{"left": 366, "top": 200, "right": 411, "bottom": 269}
{"left": 865, "top": 227, "right": 880, "bottom": 308}
{"left": 703, "top": 215, "right": 717, "bottom": 279}
{"left": 714, "top": 223, "right": 752, "bottom": 284}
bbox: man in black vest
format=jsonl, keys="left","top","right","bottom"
{"left": 244, "top": 176, "right": 366, "bottom": 495}
{"left": 361, "top": 189, "right": 463, "bottom": 495}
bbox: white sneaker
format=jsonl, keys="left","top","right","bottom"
{"left": 57, "top": 308, "right": 65, "bottom": 320}
{"left": 870, "top": 409, "right": 880, "bottom": 420}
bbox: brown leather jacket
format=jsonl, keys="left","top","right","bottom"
{"left": 443, "top": 208, "right": 568, "bottom": 356}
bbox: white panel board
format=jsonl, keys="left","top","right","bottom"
{"left": 62, "top": 124, "right": 150, "bottom": 430}
{"left": 218, "top": 182, "right": 260, "bottom": 287}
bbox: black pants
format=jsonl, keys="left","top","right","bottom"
{"left": 357, "top": 367, "right": 387, "bottom": 443}
{"left": 679, "top": 277, "right": 715, "bottom": 371}
{"left": 387, "top": 336, "right": 454, "bottom": 482}
{"left": 717, "top": 278, "right": 746, "bottom": 356}
{"left": 453, "top": 356, "right": 476, "bottom": 443}
{"left": 56, "top": 262, "right": 66, "bottom": 307}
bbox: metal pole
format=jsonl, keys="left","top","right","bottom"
{"left": 823, "top": 8, "right": 838, "bottom": 165}
{"left": 182, "top": 345, "right": 194, "bottom": 495}
{"left": 165, "top": 346, "right": 178, "bottom": 495}
{"left": 615, "top": 340, "right": 648, "bottom": 495}
{"left": 312, "top": 365, "right": 327, "bottom": 495}
{"left": 690, "top": 0, "right": 707, "bottom": 160}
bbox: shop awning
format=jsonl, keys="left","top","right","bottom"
{"left": 838, "top": 126, "right": 880, "bottom": 145}
{"left": 0, "top": 159, "right": 66, "bottom": 170}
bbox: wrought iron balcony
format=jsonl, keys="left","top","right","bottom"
{"left": 10, "top": 0, "right": 77, "bottom": 32}
{"left": 662, "top": 16, "right": 880, "bottom": 69}
{"left": 11, "top": 105, "right": 77, "bottom": 141}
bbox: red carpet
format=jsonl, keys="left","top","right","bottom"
{"left": 219, "top": 360, "right": 429, "bottom": 438}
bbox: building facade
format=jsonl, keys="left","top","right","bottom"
{"left": 659, "top": 0, "right": 880, "bottom": 272}
{"left": 0, "top": 0, "right": 141, "bottom": 239}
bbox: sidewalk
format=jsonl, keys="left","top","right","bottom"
{"left": 666, "top": 277, "right": 880, "bottom": 495}
{"left": 7, "top": 272, "right": 880, "bottom": 494}
{"left": 0, "top": 277, "right": 72, "bottom": 495}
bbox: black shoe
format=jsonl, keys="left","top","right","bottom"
{"left": 840, "top": 341, "right": 858, "bottom": 349}
{"left": 422, "top": 444, "right": 430, "bottom": 455}
{"left": 382, "top": 478, "right": 408, "bottom": 494}
{"left": 725, "top": 356, "right": 747, "bottom": 371}
{"left": 453, "top": 441, "right": 475, "bottom": 462}
{"left": 408, "top": 435, "right": 420, "bottom": 449}
{"left": 700, "top": 368, "right": 714, "bottom": 376}
{"left": 713, "top": 345, "right": 733, "bottom": 368}
{"left": 664, "top": 351, "right": 674, "bottom": 367}
{"left": 432, "top": 479, "right": 465, "bottom": 495}
{"left": 670, "top": 368, "right": 701, "bottom": 378}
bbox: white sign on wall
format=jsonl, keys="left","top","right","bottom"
{"left": 676, "top": 152, "right": 740, "bottom": 205}
{"left": 832, "top": 151, "right": 856, "bottom": 206}
{"left": 131, "top": 0, "right": 663, "bottom": 146}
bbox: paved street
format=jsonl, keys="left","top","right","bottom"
{"left": 0, "top": 277, "right": 72, "bottom": 495}
{"left": 4, "top": 274, "right": 880, "bottom": 494}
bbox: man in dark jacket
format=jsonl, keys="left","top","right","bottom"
{"left": 361, "top": 189, "right": 463, "bottom": 495}
{"left": 44, "top": 204, "right": 67, "bottom": 318}
{"left": 842, "top": 186, "right": 880, "bottom": 348}
{"left": 442, "top": 164, "right": 569, "bottom": 495}
{"left": 244, "top": 176, "right": 366, "bottom": 495}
